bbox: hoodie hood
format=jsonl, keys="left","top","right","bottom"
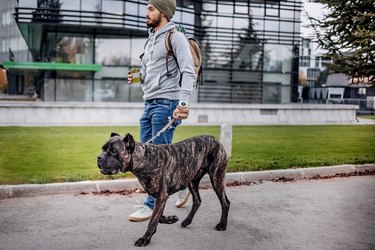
{"left": 146, "top": 22, "right": 175, "bottom": 66}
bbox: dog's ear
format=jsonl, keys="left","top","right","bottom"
{"left": 124, "top": 133, "right": 135, "bottom": 154}
{"left": 110, "top": 132, "right": 120, "bottom": 138}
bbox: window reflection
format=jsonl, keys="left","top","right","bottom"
{"left": 15, "top": 0, "right": 301, "bottom": 104}
{"left": 60, "top": 0, "right": 79, "bottom": 24}
{"left": 94, "top": 37, "right": 146, "bottom": 67}
{"left": 182, "top": 11, "right": 194, "bottom": 25}
{"left": 173, "top": 10, "right": 182, "bottom": 23}
{"left": 235, "top": 43, "right": 263, "bottom": 71}
{"left": 95, "top": 39, "right": 130, "bottom": 66}
{"left": 280, "top": 21, "right": 294, "bottom": 33}
{"left": 218, "top": 3, "right": 233, "bottom": 14}
{"left": 125, "top": 2, "right": 138, "bottom": 15}
{"left": 102, "top": 0, "right": 123, "bottom": 26}
{"left": 280, "top": 9, "right": 295, "bottom": 20}
{"left": 80, "top": 0, "right": 101, "bottom": 25}
{"left": 94, "top": 79, "right": 143, "bottom": 102}
{"left": 81, "top": 0, "right": 101, "bottom": 12}
{"left": 45, "top": 34, "right": 93, "bottom": 64}
{"left": 125, "top": 2, "right": 139, "bottom": 28}
{"left": 250, "top": 4, "right": 264, "bottom": 17}
{"left": 60, "top": 0, "right": 79, "bottom": 10}
{"left": 235, "top": 3, "right": 248, "bottom": 15}
{"left": 265, "top": 20, "right": 279, "bottom": 32}
{"left": 19, "top": 0, "right": 37, "bottom": 8}
{"left": 265, "top": 2, "right": 280, "bottom": 17}
{"left": 131, "top": 38, "right": 146, "bottom": 66}
{"left": 102, "top": 0, "right": 123, "bottom": 15}
{"left": 203, "top": 2, "right": 217, "bottom": 12}
{"left": 264, "top": 44, "right": 292, "bottom": 72}
{"left": 217, "top": 16, "right": 232, "bottom": 28}
{"left": 233, "top": 17, "right": 248, "bottom": 30}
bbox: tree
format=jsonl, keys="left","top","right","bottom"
{"left": 32, "top": 0, "right": 62, "bottom": 22}
{"left": 308, "top": 0, "right": 375, "bottom": 85}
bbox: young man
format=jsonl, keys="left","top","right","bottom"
{"left": 127, "top": 0, "right": 196, "bottom": 222}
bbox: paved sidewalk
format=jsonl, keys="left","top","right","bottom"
{"left": 1, "top": 164, "right": 374, "bottom": 200}
{"left": 1, "top": 175, "right": 374, "bottom": 250}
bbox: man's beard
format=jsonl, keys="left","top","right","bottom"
{"left": 146, "top": 13, "right": 162, "bottom": 28}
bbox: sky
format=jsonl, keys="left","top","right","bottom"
{"left": 301, "top": 0, "right": 326, "bottom": 38}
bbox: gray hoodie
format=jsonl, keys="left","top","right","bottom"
{"left": 140, "top": 22, "right": 196, "bottom": 102}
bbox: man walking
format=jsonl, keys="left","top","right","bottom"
{"left": 127, "top": 0, "right": 196, "bottom": 222}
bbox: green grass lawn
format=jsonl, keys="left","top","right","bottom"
{"left": 0, "top": 125, "right": 374, "bottom": 185}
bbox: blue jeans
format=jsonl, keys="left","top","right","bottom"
{"left": 140, "top": 99, "right": 181, "bottom": 209}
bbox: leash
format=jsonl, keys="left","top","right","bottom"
{"left": 145, "top": 118, "right": 176, "bottom": 144}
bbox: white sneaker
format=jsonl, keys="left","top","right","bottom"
{"left": 128, "top": 205, "right": 153, "bottom": 222}
{"left": 175, "top": 189, "right": 190, "bottom": 208}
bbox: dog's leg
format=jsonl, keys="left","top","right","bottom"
{"left": 181, "top": 180, "right": 202, "bottom": 227}
{"left": 134, "top": 194, "right": 168, "bottom": 247}
{"left": 209, "top": 152, "right": 230, "bottom": 231}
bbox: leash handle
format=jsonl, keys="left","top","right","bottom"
{"left": 145, "top": 118, "right": 176, "bottom": 144}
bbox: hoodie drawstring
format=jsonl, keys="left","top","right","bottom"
{"left": 148, "top": 32, "right": 157, "bottom": 66}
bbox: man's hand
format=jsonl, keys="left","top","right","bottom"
{"left": 127, "top": 71, "right": 132, "bottom": 84}
{"left": 173, "top": 104, "right": 189, "bottom": 120}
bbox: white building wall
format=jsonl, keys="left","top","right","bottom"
{"left": 0, "top": 102, "right": 358, "bottom": 126}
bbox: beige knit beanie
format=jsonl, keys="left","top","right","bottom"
{"left": 148, "top": 0, "right": 176, "bottom": 21}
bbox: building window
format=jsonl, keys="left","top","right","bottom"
{"left": 303, "top": 39, "right": 310, "bottom": 48}
{"left": 265, "top": 2, "right": 280, "bottom": 17}
{"left": 264, "top": 44, "right": 292, "bottom": 72}
{"left": 250, "top": 3, "right": 264, "bottom": 17}
{"left": 307, "top": 68, "right": 321, "bottom": 86}
{"left": 235, "top": 2, "right": 248, "bottom": 15}
{"left": 315, "top": 57, "right": 321, "bottom": 68}
{"left": 300, "top": 56, "right": 310, "bottom": 67}
{"left": 203, "top": 1, "right": 217, "bottom": 12}
{"left": 60, "top": 0, "right": 79, "bottom": 10}
{"left": 10, "top": 0, "right": 302, "bottom": 104}
{"left": 218, "top": 2, "right": 233, "bottom": 14}
{"left": 265, "top": 20, "right": 279, "bottom": 31}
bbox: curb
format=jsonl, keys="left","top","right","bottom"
{"left": 1, "top": 164, "right": 374, "bottom": 200}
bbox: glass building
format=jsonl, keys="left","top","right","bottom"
{"left": 2, "top": 0, "right": 302, "bottom": 103}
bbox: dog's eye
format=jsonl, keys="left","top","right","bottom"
{"left": 109, "top": 148, "right": 117, "bottom": 155}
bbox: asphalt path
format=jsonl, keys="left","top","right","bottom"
{"left": 1, "top": 176, "right": 374, "bottom": 250}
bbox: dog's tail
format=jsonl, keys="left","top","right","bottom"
{"left": 207, "top": 137, "right": 227, "bottom": 177}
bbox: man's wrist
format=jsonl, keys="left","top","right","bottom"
{"left": 179, "top": 100, "right": 188, "bottom": 107}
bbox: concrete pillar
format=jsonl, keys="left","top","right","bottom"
{"left": 220, "top": 123, "right": 232, "bottom": 158}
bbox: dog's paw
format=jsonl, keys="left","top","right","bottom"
{"left": 159, "top": 215, "right": 178, "bottom": 224}
{"left": 215, "top": 223, "right": 227, "bottom": 231}
{"left": 181, "top": 218, "right": 192, "bottom": 227}
{"left": 135, "top": 237, "right": 150, "bottom": 247}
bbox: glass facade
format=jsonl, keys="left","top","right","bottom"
{"left": 0, "top": 0, "right": 33, "bottom": 95}
{"left": 5, "top": 0, "right": 302, "bottom": 103}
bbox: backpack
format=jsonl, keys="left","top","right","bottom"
{"left": 165, "top": 29, "right": 203, "bottom": 88}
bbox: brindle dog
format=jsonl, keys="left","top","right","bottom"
{"left": 97, "top": 133, "right": 230, "bottom": 247}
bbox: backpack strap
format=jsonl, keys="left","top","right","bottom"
{"left": 165, "top": 29, "right": 180, "bottom": 77}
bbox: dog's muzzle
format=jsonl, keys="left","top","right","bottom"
{"left": 97, "top": 155, "right": 120, "bottom": 175}
{"left": 100, "top": 168, "right": 119, "bottom": 175}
